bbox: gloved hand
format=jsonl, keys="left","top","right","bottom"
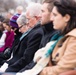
{"left": 0, "top": 63, "right": 8, "bottom": 72}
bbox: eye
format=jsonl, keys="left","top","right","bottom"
{"left": 53, "top": 13, "right": 57, "bottom": 16}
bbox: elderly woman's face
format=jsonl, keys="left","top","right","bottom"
{"left": 50, "top": 6, "right": 70, "bottom": 31}
{"left": 18, "top": 23, "right": 29, "bottom": 33}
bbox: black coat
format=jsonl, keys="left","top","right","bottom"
{"left": 19, "top": 22, "right": 58, "bottom": 72}
{"left": 5, "top": 24, "right": 43, "bottom": 72}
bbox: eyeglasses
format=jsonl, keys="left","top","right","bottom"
{"left": 19, "top": 25, "right": 24, "bottom": 29}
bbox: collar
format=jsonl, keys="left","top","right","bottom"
{"left": 65, "top": 28, "right": 76, "bottom": 37}
{"left": 42, "top": 22, "right": 54, "bottom": 33}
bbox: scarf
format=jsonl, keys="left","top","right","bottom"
{"left": 20, "top": 28, "right": 32, "bottom": 41}
{"left": 17, "top": 33, "right": 63, "bottom": 75}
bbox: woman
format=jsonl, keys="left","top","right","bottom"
{"left": 0, "top": 19, "right": 14, "bottom": 52}
{"left": 0, "top": 23, "right": 4, "bottom": 38}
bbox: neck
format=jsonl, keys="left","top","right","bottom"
{"left": 42, "top": 22, "right": 54, "bottom": 33}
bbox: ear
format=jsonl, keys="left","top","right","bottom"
{"left": 64, "top": 14, "right": 70, "bottom": 22}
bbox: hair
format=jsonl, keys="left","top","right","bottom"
{"left": 0, "top": 15, "right": 5, "bottom": 22}
{"left": 17, "top": 13, "right": 28, "bottom": 26}
{"left": 26, "top": 3, "right": 42, "bottom": 17}
{"left": 0, "top": 23, "right": 4, "bottom": 32}
{"left": 16, "top": 6, "right": 23, "bottom": 11}
{"left": 43, "top": 0, "right": 55, "bottom": 12}
{"left": 54, "top": 0, "right": 76, "bottom": 35}
{"left": 16, "top": 6, "right": 23, "bottom": 14}
{"left": 3, "top": 18, "right": 10, "bottom": 26}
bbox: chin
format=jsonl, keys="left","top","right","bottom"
{"left": 53, "top": 26, "right": 58, "bottom": 30}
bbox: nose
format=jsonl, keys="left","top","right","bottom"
{"left": 19, "top": 29, "right": 21, "bottom": 32}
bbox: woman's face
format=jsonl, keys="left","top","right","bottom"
{"left": 51, "top": 6, "right": 69, "bottom": 31}
{"left": 3, "top": 23, "right": 11, "bottom": 31}
{"left": 18, "top": 23, "right": 29, "bottom": 33}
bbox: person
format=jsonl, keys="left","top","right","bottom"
{"left": 0, "top": 14, "right": 21, "bottom": 67}
{"left": 39, "top": 0, "right": 57, "bottom": 48}
{"left": 9, "top": 13, "right": 22, "bottom": 53}
{"left": 6, "top": 10, "right": 14, "bottom": 19}
{"left": 15, "top": 6, "right": 23, "bottom": 15}
{"left": 0, "top": 23, "right": 4, "bottom": 38}
{"left": 0, "top": 15, "right": 5, "bottom": 24}
{"left": 0, "top": 19, "right": 14, "bottom": 66}
{"left": 25, "top": 3, "right": 42, "bottom": 28}
{"left": 59, "top": 70, "right": 76, "bottom": 75}
{"left": 14, "top": 0, "right": 76, "bottom": 75}
{"left": 0, "top": 3, "right": 43, "bottom": 73}
{"left": 0, "top": 19, "right": 14, "bottom": 52}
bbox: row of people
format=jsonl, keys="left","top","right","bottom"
{"left": 0, "top": 0, "right": 75, "bottom": 75}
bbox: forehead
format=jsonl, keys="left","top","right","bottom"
{"left": 26, "top": 11, "right": 31, "bottom": 19}
{"left": 52, "top": 6, "right": 58, "bottom": 14}
{"left": 3, "top": 23, "right": 7, "bottom": 26}
{"left": 41, "top": 3, "right": 49, "bottom": 11}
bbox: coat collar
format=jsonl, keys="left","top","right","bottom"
{"left": 65, "top": 28, "right": 76, "bottom": 37}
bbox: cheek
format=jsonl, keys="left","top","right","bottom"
{"left": 42, "top": 13, "right": 47, "bottom": 18}
{"left": 54, "top": 20, "right": 65, "bottom": 30}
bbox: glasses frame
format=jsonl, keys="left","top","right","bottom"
{"left": 19, "top": 25, "right": 24, "bottom": 29}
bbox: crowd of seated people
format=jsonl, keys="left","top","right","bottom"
{"left": 0, "top": 0, "right": 75, "bottom": 75}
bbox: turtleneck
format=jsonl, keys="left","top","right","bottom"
{"left": 42, "top": 22, "right": 54, "bottom": 34}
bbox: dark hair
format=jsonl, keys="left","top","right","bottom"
{"left": 3, "top": 19, "right": 10, "bottom": 26}
{"left": 0, "top": 23, "right": 4, "bottom": 32}
{"left": 54, "top": 0, "right": 76, "bottom": 35}
{"left": 43, "top": 0, "right": 55, "bottom": 12}
{"left": 0, "top": 15, "right": 5, "bottom": 22}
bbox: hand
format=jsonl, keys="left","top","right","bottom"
{"left": 0, "top": 63, "right": 8, "bottom": 72}
{"left": 36, "top": 57, "right": 41, "bottom": 63}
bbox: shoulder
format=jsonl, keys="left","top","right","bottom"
{"left": 29, "top": 25, "right": 44, "bottom": 35}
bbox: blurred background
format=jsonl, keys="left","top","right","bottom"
{"left": 0, "top": 0, "right": 44, "bottom": 16}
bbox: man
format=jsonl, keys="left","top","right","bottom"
{"left": 39, "top": 0, "right": 57, "bottom": 48}
{"left": 16, "top": 0, "right": 57, "bottom": 73}
{"left": 0, "top": 3, "right": 43, "bottom": 72}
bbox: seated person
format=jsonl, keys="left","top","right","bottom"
{"left": 0, "top": 19, "right": 14, "bottom": 52}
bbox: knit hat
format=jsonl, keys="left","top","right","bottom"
{"left": 9, "top": 14, "right": 20, "bottom": 28}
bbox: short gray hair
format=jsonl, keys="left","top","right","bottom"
{"left": 17, "top": 13, "right": 28, "bottom": 26}
{"left": 26, "top": 3, "right": 42, "bottom": 17}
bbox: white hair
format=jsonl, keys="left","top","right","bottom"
{"left": 26, "top": 3, "right": 42, "bottom": 17}
{"left": 17, "top": 13, "right": 28, "bottom": 26}
{"left": 16, "top": 6, "right": 23, "bottom": 11}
